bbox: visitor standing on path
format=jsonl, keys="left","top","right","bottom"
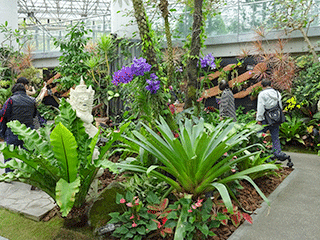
{"left": 256, "top": 79, "right": 289, "bottom": 159}
{"left": 218, "top": 80, "right": 237, "bottom": 121}
{"left": 0, "top": 83, "right": 37, "bottom": 173}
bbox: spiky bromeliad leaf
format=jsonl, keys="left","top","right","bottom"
{"left": 50, "top": 122, "right": 79, "bottom": 183}
{"left": 56, "top": 177, "right": 81, "bottom": 217}
{"left": 115, "top": 117, "right": 278, "bottom": 212}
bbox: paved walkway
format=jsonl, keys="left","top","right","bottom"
{"left": 229, "top": 152, "right": 320, "bottom": 240}
{"left": 0, "top": 153, "right": 56, "bottom": 222}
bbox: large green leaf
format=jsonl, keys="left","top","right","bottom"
{"left": 174, "top": 195, "right": 192, "bottom": 240}
{"left": 50, "top": 122, "right": 79, "bottom": 183}
{"left": 219, "top": 165, "right": 278, "bottom": 205}
{"left": 54, "top": 98, "right": 77, "bottom": 131}
{"left": 0, "top": 159, "right": 56, "bottom": 199}
{"left": 56, "top": 177, "right": 81, "bottom": 217}
{"left": 211, "top": 182, "right": 233, "bottom": 213}
{"left": 6, "top": 121, "right": 61, "bottom": 179}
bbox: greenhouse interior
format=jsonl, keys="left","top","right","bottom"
{"left": 0, "top": 0, "right": 320, "bottom": 240}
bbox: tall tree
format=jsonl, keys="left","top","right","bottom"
{"left": 270, "top": 0, "right": 319, "bottom": 63}
{"left": 184, "top": 0, "right": 204, "bottom": 110}
{"left": 159, "top": 0, "right": 174, "bottom": 85}
{"left": 132, "top": 0, "right": 158, "bottom": 70}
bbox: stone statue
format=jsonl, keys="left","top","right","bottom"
{"left": 68, "top": 78, "right": 102, "bottom": 196}
{"left": 68, "top": 78, "right": 99, "bottom": 138}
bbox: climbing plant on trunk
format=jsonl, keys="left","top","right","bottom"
{"left": 184, "top": 0, "right": 204, "bottom": 112}
{"left": 132, "top": 0, "right": 158, "bottom": 71}
{"left": 159, "top": 0, "right": 174, "bottom": 86}
{"left": 130, "top": 0, "right": 177, "bottom": 130}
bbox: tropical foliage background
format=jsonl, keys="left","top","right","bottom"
{"left": 0, "top": 0, "right": 319, "bottom": 239}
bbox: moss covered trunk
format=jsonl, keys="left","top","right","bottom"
{"left": 159, "top": 0, "right": 174, "bottom": 85}
{"left": 184, "top": 0, "right": 203, "bottom": 111}
{"left": 132, "top": 0, "right": 158, "bottom": 71}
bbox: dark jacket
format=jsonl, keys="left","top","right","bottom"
{"left": 0, "top": 91, "right": 37, "bottom": 128}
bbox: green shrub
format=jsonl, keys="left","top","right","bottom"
{"left": 0, "top": 98, "right": 129, "bottom": 217}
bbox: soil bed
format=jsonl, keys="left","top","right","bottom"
{"left": 42, "top": 166, "right": 293, "bottom": 239}
{"left": 97, "top": 166, "right": 293, "bottom": 240}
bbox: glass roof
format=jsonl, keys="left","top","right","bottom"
{"left": 18, "top": 0, "right": 111, "bottom": 24}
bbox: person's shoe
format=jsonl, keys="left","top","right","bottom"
{"left": 274, "top": 152, "right": 290, "bottom": 161}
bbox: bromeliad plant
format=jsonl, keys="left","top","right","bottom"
{"left": 0, "top": 98, "right": 129, "bottom": 217}
{"left": 105, "top": 117, "right": 278, "bottom": 214}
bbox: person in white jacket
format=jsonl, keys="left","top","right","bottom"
{"left": 256, "top": 79, "right": 289, "bottom": 159}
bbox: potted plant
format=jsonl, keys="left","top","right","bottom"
{"left": 250, "top": 86, "right": 262, "bottom": 101}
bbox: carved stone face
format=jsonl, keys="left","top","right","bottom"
{"left": 68, "top": 79, "right": 98, "bottom": 138}
{"left": 75, "top": 92, "right": 90, "bottom": 113}
{"left": 68, "top": 79, "right": 95, "bottom": 123}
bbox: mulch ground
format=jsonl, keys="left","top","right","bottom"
{"left": 43, "top": 166, "right": 293, "bottom": 240}
{"left": 211, "top": 167, "right": 293, "bottom": 240}
{"left": 97, "top": 167, "right": 294, "bottom": 240}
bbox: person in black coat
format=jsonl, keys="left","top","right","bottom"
{"left": 0, "top": 83, "right": 37, "bottom": 173}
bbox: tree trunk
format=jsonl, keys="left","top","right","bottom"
{"left": 131, "top": 0, "right": 176, "bottom": 130}
{"left": 132, "top": 0, "right": 158, "bottom": 70}
{"left": 299, "top": 27, "right": 319, "bottom": 63}
{"left": 184, "top": 0, "right": 203, "bottom": 110}
{"left": 159, "top": 0, "right": 174, "bottom": 86}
